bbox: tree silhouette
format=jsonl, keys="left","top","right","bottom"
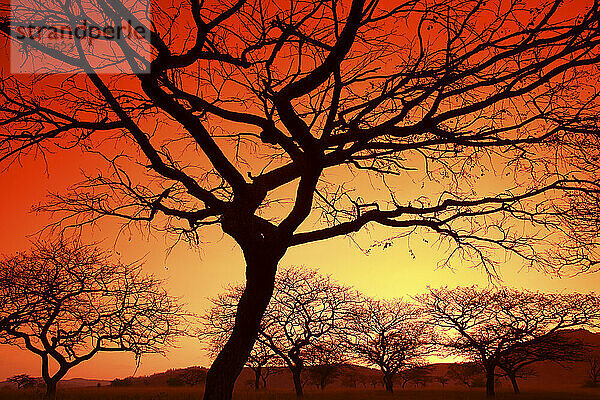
{"left": 434, "top": 375, "right": 449, "bottom": 388}
{"left": 200, "top": 285, "right": 280, "bottom": 391}
{"left": 345, "top": 298, "right": 435, "bottom": 393}
{"left": 253, "top": 267, "right": 353, "bottom": 397}
{"left": 399, "top": 366, "right": 433, "bottom": 388}
{"left": 6, "top": 374, "right": 39, "bottom": 390}
{"left": 305, "top": 342, "right": 347, "bottom": 390}
{"left": 497, "top": 332, "right": 588, "bottom": 394}
{"left": 586, "top": 355, "right": 600, "bottom": 388}
{"left": 0, "top": 239, "right": 186, "bottom": 399}
{"left": 418, "top": 286, "right": 600, "bottom": 398}
{"left": 3, "top": 1, "right": 600, "bottom": 398}
{"left": 446, "top": 362, "right": 483, "bottom": 388}
{"left": 202, "top": 267, "right": 353, "bottom": 397}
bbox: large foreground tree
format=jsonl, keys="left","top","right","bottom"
{"left": 3, "top": 0, "right": 600, "bottom": 399}
{"left": 0, "top": 240, "right": 185, "bottom": 399}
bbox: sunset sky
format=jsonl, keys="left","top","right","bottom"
{"left": 2, "top": 0, "right": 600, "bottom": 385}
{"left": 2, "top": 147, "right": 600, "bottom": 381}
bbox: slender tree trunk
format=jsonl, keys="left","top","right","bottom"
{"left": 203, "top": 240, "right": 283, "bottom": 400}
{"left": 292, "top": 367, "right": 304, "bottom": 397}
{"left": 508, "top": 373, "right": 520, "bottom": 394}
{"left": 254, "top": 366, "right": 262, "bottom": 391}
{"left": 485, "top": 368, "right": 496, "bottom": 399}
{"left": 383, "top": 374, "right": 394, "bottom": 393}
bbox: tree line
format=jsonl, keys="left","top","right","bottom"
{"left": 1, "top": 241, "right": 599, "bottom": 399}
{"left": 200, "top": 267, "right": 600, "bottom": 399}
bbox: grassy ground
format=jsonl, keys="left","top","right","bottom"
{"left": 1, "top": 387, "right": 599, "bottom": 400}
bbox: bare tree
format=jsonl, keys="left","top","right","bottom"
{"left": 305, "top": 341, "right": 347, "bottom": 390}
{"left": 446, "top": 363, "right": 483, "bottom": 388}
{"left": 399, "top": 365, "right": 433, "bottom": 388}
{"left": 497, "top": 332, "right": 589, "bottom": 394}
{"left": 345, "top": 298, "right": 435, "bottom": 393}
{"left": 6, "top": 374, "right": 39, "bottom": 390}
{"left": 257, "top": 267, "right": 353, "bottom": 397}
{"left": 434, "top": 375, "right": 449, "bottom": 388}
{"left": 0, "top": 239, "right": 186, "bottom": 399}
{"left": 586, "top": 355, "right": 600, "bottom": 388}
{"left": 417, "top": 286, "right": 600, "bottom": 398}
{"left": 202, "top": 267, "right": 353, "bottom": 397}
{"left": 200, "top": 285, "right": 280, "bottom": 391}
{"left": 3, "top": 1, "right": 600, "bottom": 399}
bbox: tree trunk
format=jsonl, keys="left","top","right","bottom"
{"left": 485, "top": 368, "right": 495, "bottom": 399}
{"left": 45, "top": 380, "right": 57, "bottom": 400}
{"left": 254, "top": 366, "right": 261, "bottom": 391}
{"left": 508, "top": 373, "right": 520, "bottom": 394}
{"left": 292, "top": 367, "right": 304, "bottom": 397}
{"left": 203, "top": 242, "right": 282, "bottom": 400}
{"left": 41, "top": 356, "right": 65, "bottom": 400}
{"left": 383, "top": 374, "right": 394, "bottom": 393}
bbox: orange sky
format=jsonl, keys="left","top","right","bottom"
{"left": 2, "top": 147, "right": 600, "bottom": 381}
{"left": 2, "top": 0, "right": 600, "bottom": 383}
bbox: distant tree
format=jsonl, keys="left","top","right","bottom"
{"left": 0, "top": 240, "right": 186, "bottom": 399}
{"left": 7, "top": 374, "right": 38, "bottom": 390}
{"left": 180, "top": 368, "right": 208, "bottom": 386}
{"left": 110, "top": 378, "right": 134, "bottom": 387}
{"left": 368, "top": 376, "right": 380, "bottom": 389}
{"left": 418, "top": 286, "right": 600, "bottom": 398}
{"left": 166, "top": 376, "right": 186, "bottom": 387}
{"left": 201, "top": 286, "right": 280, "bottom": 391}
{"left": 305, "top": 341, "right": 346, "bottom": 390}
{"left": 446, "top": 363, "right": 484, "bottom": 389}
{"left": 586, "top": 355, "right": 600, "bottom": 388}
{"left": 346, "top": 298, "right": 435, "bottom": 393}
{"left": 497, "top": 333, "right": 588, "bottom": 394}
{"left": 249, "top": 342, "right": 281, "bottom": 391}
{"left": 434, "top": 375, "right": 449, "bottom": 388}
{"left": 399, "top": 366, "right": 433, "bottom": 388}
{"left": 201, "top": 267, "right": 353, "bottom": 397}
{"left": 257, "top": 268, "right": 353, "bottom": 397}
{"left": 355, "top": 374, "right": 371, "bottom": 389}
{"left": 340, "top": 372, "right": 358, "bottom": 389}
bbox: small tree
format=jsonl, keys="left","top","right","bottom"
{"left": 399, "top": 366, "right": 433, "bottom": 388}
{"left": 346, "top": 298, "right": 435, "bottom": 393}
{"left": 434, "top": 375, "right": 449, "bottom": 388}
{"left": 201, "top": 285, "right": 280, "bottom": 391}
{"left": 0, "top": 240, "right": 186, "bottom": 399}
{"left": 305, "top": 342, "right": 346, "bottom": 390}
{"left": 201, "top": 267, "right": 353, "bottom": 397}
{"left": 446, "top": 363, "right": 484, "bottom": 389}
{"left": 418, "top": 286, "right": 600, "bottom": 398}
{"left": 180, "top": 367, "right": 208, "bottom": 386}
{"left": 6, "top": 374, "right": 39, "bottom": 390}
{"left": 586, "top": 355, "right": 600, "bottom": 388}
{"left": 497, "top": 333, "right": 588, "bottom": 394}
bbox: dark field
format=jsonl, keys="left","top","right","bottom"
{"left": 1, "top": 388, "right": 600, "bottom": 400}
